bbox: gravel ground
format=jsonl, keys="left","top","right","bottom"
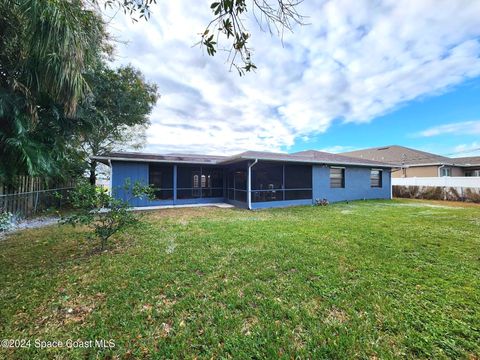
{"left": 0, "top": 216, "right": 60, "bottom": 240}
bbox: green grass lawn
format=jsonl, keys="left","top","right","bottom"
{"left": 1, "top": 199, "right": 479, "bottom": 359}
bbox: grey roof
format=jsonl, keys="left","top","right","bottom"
{"left": 451, "top": 156, "right": 480, "bottom": 166}
{"left": 291, "top": 150, "right": 396, "bottom": 166}
{"left": 94, "top": 152, "right": 225, "bottom": 164}
{"left": 341, "top": 145, "right": 454, "bottom": 166}
{"left": 93, "top": 149, "right": 395, "bottom": 168}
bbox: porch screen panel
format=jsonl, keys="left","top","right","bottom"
{"left": 177, "top": 166, "right": 224, "bottom": 199}
{"left": 201, "top": 167, "right": 224, "bottom": 198}
{"left": 284, "top": 165, "right": 312, "bottom": 200}
{"left": 149, "top": 164, "right": 174, "bottom": 200}
{"left": 177, "top": 166, "right": 202, "bottom": 199}
{"left": 252, "top": 163, "right": 284, "bottom": 202}
{"left": 226, "top": 168, "right": 247, "bottom": 202}
{"left": 234, "top": 170, "right": 247, "bottom": 202}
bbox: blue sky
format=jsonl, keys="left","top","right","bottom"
{"left": 109, "top": 0, "right": 480, "bottom": 157}
{"left": 292, "top": 78, "right": 480, "bottom": 156}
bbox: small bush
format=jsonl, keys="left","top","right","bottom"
{"left": 62, "top": 180, "right": 154, "bottom": 251}
{"left": 0, "top": 208, "right": 14, "bottom": 232}
{"left": 315, "top": 198, "right": 329, "bottom": 206}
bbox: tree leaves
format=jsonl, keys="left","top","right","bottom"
{"left": 200, "top": 0, "right": 305, "bottom": 75}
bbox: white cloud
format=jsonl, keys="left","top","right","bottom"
{"left": 108, "top": 0, "right": 480, "bottom": 154}
{"left": 452, "top": 142, "right": 480, "bottom": 156}
{"left": 416, "top": 120, "right": 480, "bottom": 137}
{"left": 317, "top": 145, "right": 358, "bottom": 154}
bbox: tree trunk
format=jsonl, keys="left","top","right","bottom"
{"left": 89, "top": 160, "right": 97, "bottom": 185}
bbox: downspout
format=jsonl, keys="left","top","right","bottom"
{"left": 247, "top": 159, "right": 258, "bottom": 210}
{"left": 108, "top": 159, "right": 113, "bottom": 195}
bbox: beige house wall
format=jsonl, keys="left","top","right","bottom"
{"left": 451, "top": 167, "right": 464, "bottom": 176}
{"left": 392, "top": 165, "right": 467, "bottom": 178}
{"left": 406, "top": 166, "right": 439, "bottom": 177}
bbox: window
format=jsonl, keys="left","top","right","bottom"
{"left": 465, "top": 170, "right": 480, "bottom": 177}
{"left": 330, "top": 167, "right": 345, "bottom": 188}
{"left": 149, "top": 164, "right": 173, "bottom": 200}
{"left": 370, "top": 169, "right": 382, "bottom": 188}
{"left": 440, "top": 167, "right": 452, "bottom": 177}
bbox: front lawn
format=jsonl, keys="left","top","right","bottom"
{"left": 1, "top": 200, "right": 479, "bottom": 359}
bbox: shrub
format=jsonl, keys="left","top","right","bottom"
{"left": 315, "top": 198, "right": 329, "bottom": 206}
{"left": 464, "top": 188, "right": 480, "bottom": 203}
{"left": 62, "top": 180, "right": 154, "bottom": 251}
{"left": 0, "top": 208, "right": 14, "bottom": 232}
{"left": 393, "top": 185, "right": 480, "bottom": 203}
{"left": 420, "top": 186, "right": 444, "bottom": 200}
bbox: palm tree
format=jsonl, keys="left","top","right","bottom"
{"left": 0, "top": 0, "right": 107, "bottom": 183}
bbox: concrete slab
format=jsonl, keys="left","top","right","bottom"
{"left": 131, "top": 203, "right": 235, "bottom": 211}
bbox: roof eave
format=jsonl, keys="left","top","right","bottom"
{"left": 91, "top": 156, "right": 222, "bottom": 165}
{"left": 231, "top": 155, "right": 396, "bottom": 168}
{"left": 92, "top": 155, "right": 397, "bottom": 168}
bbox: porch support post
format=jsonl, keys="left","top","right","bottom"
{"left": 247, "top": 159, "right": 258, "bottom": 210}
{"left": 173, "top": 165, "right": 177, "bottom": 204}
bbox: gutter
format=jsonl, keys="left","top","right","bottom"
{"left": 247, "top": 159, "right": 258, "bottom": 210}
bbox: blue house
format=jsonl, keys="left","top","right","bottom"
{"left": 94, "top": 150, "right": 395, "bottom": 210}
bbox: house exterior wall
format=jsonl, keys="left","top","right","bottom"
{"left": 111, "top": 161, "right": 392, "bottom": 209}
{"left": 111, "top": 161, "right": 153, "bottom": 206}
{"left": 405, "top": 166, "right": 439, "bottom": 177}
{"left": 451, "top": 167, "right": 464, "bottom": 177}
{"left": 393, "top": 165, "right": 467, "bottom": 178}
{"left": 312, "top": 165, "right": 391, "bottom": 202}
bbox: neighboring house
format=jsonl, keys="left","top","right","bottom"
{"left": 342, "top": 145, "right": 480, "bottom": 178}
{"left": 93, "top": 150, "right": 394, "bottom": 210}
{"left": 451, "top": 157, "right": 480, "bottom": 177}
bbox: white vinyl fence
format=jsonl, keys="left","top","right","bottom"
{"left": 392, "top": 177, "right": 480, "bottom": 188}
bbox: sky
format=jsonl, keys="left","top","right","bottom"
{"left": 108, "top": 0, "right": 480, "bottom": 157}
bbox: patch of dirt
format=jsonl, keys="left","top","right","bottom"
{"left": 241, "top": 316, "right": 258, "bottom": 336}
{"left": 144, "top": 207, "right": 232, "bottom": 221}
{"left": 324, "top": 307, "right": 349, "bottom": 325}
{"left": 32, "top": 292, "right": 106, "bottom": 331}
{"left": 292, "top": 325, "right": 306, "bottom": 350}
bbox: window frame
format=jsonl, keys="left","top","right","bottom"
{"left": 370, "top": 169, "right": 383, "bottom": 188}
{"left": 440, "top": 167, "right": 452, "bottom": 177}
{"left": 329, "top": 167, "right": 345, "bottom": 188}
